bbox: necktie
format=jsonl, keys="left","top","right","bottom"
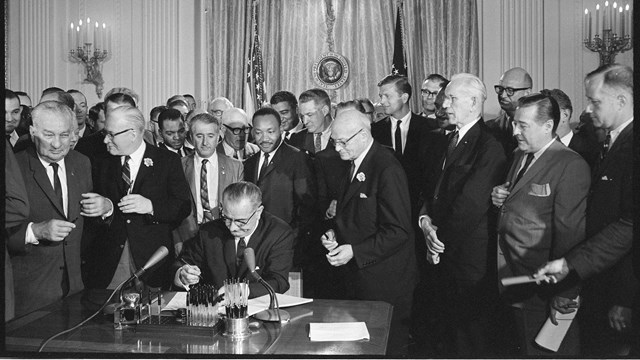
{"left": 394, "top": 120, "right": 403, "bottom": 156}
{"left": 446, "top": 130, "right": 459, "bottom": 159}
{"left": 258, "top": 152, "right": 270, "bottom": 181}
{"left": 314, "top": 133, "right": 322, "bottom": 153}
{"left": 600, "top": 132, "right": 611, "bottom": 161}
{"left": 284, "top": 131, "right": 290, "bottom": 140}
{"left": 50, "top": 162, "right": 64, "bottom": 211}
{"left": 200, "top": 159, "right": 214, "bottom": 223}
{"left": 513, "top": 153, "right": 535, "bottom": 186}
{"left": 233, "top": 150, "right": 239, "bottom": 159}
{"left": 348, "top": 161, "right": 356, "bottom": 182}
{"left": 122, "top": 155, "right": 132, "bottom": 195}
{"left": 236, "top": 237, "right": 246, "bottom": 270}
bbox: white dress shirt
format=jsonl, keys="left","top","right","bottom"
{"left": 609, "top": 117, "right": 633, "bottom": 148}
{"left": 560, "top": 131, "right": 574, "bottom": 147}
{"left": 515, "top": 136, "right": 557, "bottom": 178}
{"left": 390, "top": 111, "right": 412, "bottom": 152}
{"left": 194, "top": 153, "right": 219, "bottom": 224}
{"left": 351, "top": 139, "right": 374, "bottom": 181}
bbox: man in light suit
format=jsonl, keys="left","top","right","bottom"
{"left": 536, "top": 64, "right": 636, "bottom": 357}
{"left": 83, "top": 105, "right": 191, "bottom": 290}
{"left": 173, "top": 113, "right": 243, "bottom": 255}
{"left": 492, "top": 93, "right": 590, "bottom": 356}
{"left": 244, "top": 107, "right": 317, "bottom": 266}
{"left": 322, "top": 110, "right": 417, "bottom": 356}
{"left": 419, "top": 73, "right": 507, "bottom": 357}
{"left": 175, "top": 181, "right": 293, "bottom": 298}
{"left": 8, "top": 101, "right": 104, "bottom": 317}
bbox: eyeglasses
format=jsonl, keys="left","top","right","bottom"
{"left": 211, "top": 110, "right": 224, "bottom": 117}
{"left": 494, "top": 86, "right": 530, "bottom": 97}
{"left": 105, "top": 128, "right": 133, "bottom": 141}
{"left": 421, "top": 89, "right": 439, "bottom": 97}
{"left": 224, "top": 124, "right": 252, "bottom": 135}
{"left": 330, "top": 128, "right": 364, "bottom": 148}
{"left": 220, "top": 206, "right": 260, "bottom": 227}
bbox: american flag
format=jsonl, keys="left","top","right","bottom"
{"left": 244, "top": 0, "right": 266, "bottom": 118}
{"left": 391, "top": 2, "right": 407, "bottom": 76}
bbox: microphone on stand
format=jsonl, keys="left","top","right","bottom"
{"left": 39, "top": 246, "right": 170, "bottom": 352}
{"left": 244, "top": 248, "right": 290, "bottom": 323}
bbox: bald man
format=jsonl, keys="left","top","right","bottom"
{"left": 322, "top": 110, "right": 417, "bottom": 356}
{"left": 217, "top": 107, "right": 260, "bottom": 160}
{"left": 486, "top": 67, "right": 533, "bottom": 159}
{"left": 207, "top": 97, "right": 233, "bottom": 122}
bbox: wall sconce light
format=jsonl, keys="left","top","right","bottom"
{"left": 68, "top": 18, "right": 111, "bottom": 98}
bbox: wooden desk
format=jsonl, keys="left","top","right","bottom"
{"left": 4, "top": 290, "right": 391, "bottom": 355}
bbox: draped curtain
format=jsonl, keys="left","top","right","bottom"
{"left": 207, "top": 0, "right": 478, "bottom": 110}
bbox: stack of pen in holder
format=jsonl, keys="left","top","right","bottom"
{"left": 224, "top": 278, "right": 249, "bottom": 319}
{"left": 186, "top": 284, "right": 222, "bottom": 327}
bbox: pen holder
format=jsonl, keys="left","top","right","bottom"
{"left": 223, "top": 316, "right": 250, "bottom": 340}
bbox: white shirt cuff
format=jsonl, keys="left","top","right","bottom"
{"left": 102, "top": 198, "right": 114, "bottom": 219}
{"left": 174, "top": 267, "right": 190, "bottom": 291}
{"left": 25, "top": 222, "right": 40, "bottom": 245}
{"left": 418, "top": 214, "right": 429, "bottom": 228}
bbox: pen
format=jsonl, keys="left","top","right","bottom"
{"left": 179, "top": 258, "right": 203, "bottom": 279}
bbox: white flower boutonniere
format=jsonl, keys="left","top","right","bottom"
{"left": 356, "top": 172, "right": 366, "bottom": 182}
{"left": 144, "top": 158, "right": 154, "bottom": 167}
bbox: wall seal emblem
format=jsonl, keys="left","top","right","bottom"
{"left": 312, "top": 52, "right": 349, "bottom": 90}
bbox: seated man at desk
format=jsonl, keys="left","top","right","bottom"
{"left": 174, "top": 181, "right": 293, "bottom": 298}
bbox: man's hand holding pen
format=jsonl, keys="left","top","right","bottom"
{"left": 177, "top": 258, "right": 202, "bottom": 289}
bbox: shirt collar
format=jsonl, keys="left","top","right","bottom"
{"left": 391, "top": 111, "right": 412, "bottom": 125}
{"left": 531, "top": 136, "right": 557, "bottom": 160}
{"left": 126, "top": 141, "right": 146, "bottom": 163}
{"left": 560, "top": 131, "right": 574, "bottom": 147}
{"left": 195, "top": 151, "right": 217, "bottom": 164}
{"left": 456, "top": 117, "right": 481, "bottom": 144}
{"left": 353, "top": 139, "right": 374, "bottom": 174}
{"left": 609, "top": 117, "right": 633, "bottom": 146}
{"left": 37, "top": 154, "right": 66, "bottom": 172}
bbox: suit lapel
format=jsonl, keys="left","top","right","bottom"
{"left": 28, "top": 149, "right": 66, "bottom": 218}
{"left": 380, "top": 118, "right": 393, "bottom": 147}
{"left": 223, "top": 234, "right": 238, "bottom": 277}
{"left": 131, "top": 145, "right": 154, "bottom": 194}
{"left": 509, "top": 139, "right": 562, "bottom": 196}
{"left": 65, "top": 155, "right": 81, "bottom": 221}
{"left": 259, "top": 144, "right": 285, "bottom": 182}
{"left": 305, "top": 132, "right": 315, "bottom": 154}
{"left": 183, "top": 155, "right": 197, "bottom": 205}
{"left": 593, "top": 122, "right": 633, "bottom": 179}
{"left": 217, "top": 153, "right": 229, "bottom": 203}
{"left": 443, "top": 121, "right": 480, "bottom": 171}
{"left": 239, "top": 217, "right": 266, "bottom": 277}
{"left": 339, "top": 143, "right": 375, "bottom": 210}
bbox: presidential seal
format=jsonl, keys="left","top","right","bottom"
{"left": 312, "top": 52, "right": 349, "bottom": 90}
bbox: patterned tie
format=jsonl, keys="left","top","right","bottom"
{"left": 236, "top": 237, "right": 246, "bottom": 270}
{"left": 600, "top": 132, "right": 611, "bottom": 161}
{"left": 314, "top": 133, "right": 322, "bottom": 153}
{"left": 394, "top": 120, "right": 403, "bottom": 156}
{"left": 446, "top": 131, "right": 459, "bottom": 158}
{"left": 348, "top": 161, "right": 356, "bottom": 182}
{"left": 200, "top": 159, "right": 214, "bottom": 223}
{"left": 258, "top": 152, "right": 270, "bottom": 181}
{"left": 122, "top": 155, "right": 132, "bottom": 195}
{"left": 50, "top": 162, "right": 64, "bottom": 211}
{"left": 513, "top": 153, "right": 535, "bottom": 186}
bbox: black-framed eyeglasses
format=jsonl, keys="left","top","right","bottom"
{"left": 220, "top": 206, "right": 260, "bottom": 227}
{"left": 494, "top": 85, "right": 530, "bottom": 97}
{"left": 105, "top": 128, "right": 134, "bottom": 141}
{"left": 421, "top": 89, "right": 439, "bottom": 97}
{"left": 330, "top": 128, "right": 364, "bottom": 148}
{"left": 224, "top": 124, "right": 252, "bottom": 135}
{"left": 211, "top": 110, "right": 224, "bottom": 117}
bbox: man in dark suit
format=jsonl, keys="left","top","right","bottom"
{"left": 8, "top": 101, "right": 97, "bottom": 317}
{"left": 5, "top": 89, "right": 26, "bottom": 150}
{"left": 419, "top": 73, "right": 448, "bottom": 129}
{"left": 492, "top": 93, "right": 590, "bottom": 356}
{"left": 68, "top": 89, "right": 95, "bottom": 138}
{"left": 535, "top": 64, "right": 636, "bottom": 357}
{"left": 270, "top": 91, "right": 304, "bottom": 142}
{"left": 244, "top": 107, "right": 317, "bottom": 266}
{"left": 173, "top": 113, "right": 243, "bottom": 255}
{"left": 157, "top": 108, "right": 194, "bottom": 157}
{"left": 418, "top": 73, "right": 507, "bottom": 357}
{"left": 486, "top": 67, "right": 533, "bottom": 161}
{"left": 175, "top": 181, "right": 293, "bottom": 298}
{"left": 540, "top": 88, "right": 599, "bottom": 169}
{"left": 289, "top": 89, "right": 333, "bottom": 155}
{"left": 321, "top": 110, "right": 417, "bottom": 356}
{"left": 83, "top": 105, "right": 191, "bottom": 290}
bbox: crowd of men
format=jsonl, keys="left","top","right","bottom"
{"left": 4, "top": 63, "right": 636, "bottom": 357}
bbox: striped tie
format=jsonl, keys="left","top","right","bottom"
{"left": 122, "top": 155, "right": 132, "bottom": 195}
{"left": 314, "top": 133, "right": 322, "bottom": 153}
{"left": 200, "top": 159, "right": 214, "bottom": 223}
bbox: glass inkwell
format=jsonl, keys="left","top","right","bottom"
{"left": 114, "top": 291, "right": 141, "bottom": 329}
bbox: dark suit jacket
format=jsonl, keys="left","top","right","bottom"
{"left": 497, "top": 140, "right": 590, "bottom": 303}
{"left": 288, "top": 129, "right": 316, "bottom": 155}
{"left": 420, "top": 119, "right": 507, "bottom": 281}
{"left": 172, "top": 152, "right": 244, "bottom": 245}
{"left": 333, "top": 141, "right": 417, "bottom": 307}
{"left": 177, "top": 212, "right": 294, "bottom": 298}
{"left": 567, "top": 130, "right": 599, "bottom": 169}
{"left": 371, "top": 113, "right": 434, "bottom": 216}
{"left": 86, "top": 144, "right": 191, "bottom": 288}
{"left": 485, "top": 112, "right": 518, "bottom": 161}
{"left": 244, "top": 142, "right": 317, "bottom": 250}
{"left": 9, "top": 148, "right": 92, "bottom": 317}
{"left": 158, "top": 142, "right": 195, "bottom": 157}
{"left": 75, "top": 130, "right": 110, "bottom": 183}
{"left": 313, "top": 145, "right": 350, "bottom": 217}
{"left": 566, "top": 123, "right": 636, "bottom": 308}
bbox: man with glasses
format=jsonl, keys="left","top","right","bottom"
{"left": 217, "top": 107, "right": 259, "bottom": 160}
{"left": 420, "top": 73, "right": 448, "bottom": 129}
{"left": 486, "top": 67, "right": 533, "bottom": 160}
{"left": 82, "top": 105, "right": 191, "bottom": 290}
{"left": 321, "top": 110, "right": 417, "bottom": 356}
{"left": 207, "top": 97, "right": 233, "bottom": 122}
{"left": 175, "top": 181, "right": 293, "bottom": 298}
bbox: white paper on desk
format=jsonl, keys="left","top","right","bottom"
{"left": 162, "top": 291, "right": 186, "bottom": 311}
{"left": 535, "top": 303, "right": 579, "bottom": 352}
{"left": 248, "top": 293, "right": 313, "bottom": 316}
{"left": 309, "top": 322, "right": 370, "bottom": 342}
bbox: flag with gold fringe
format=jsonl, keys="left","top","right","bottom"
{"left": 391, "top": 1, "right": 407, "bottom": 76}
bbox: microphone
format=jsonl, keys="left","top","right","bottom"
{"left": 39, "top": 246, "right": 169, "bottom": 352}
{"left": 244, "top": 248, "right": 290, "bottom": 323}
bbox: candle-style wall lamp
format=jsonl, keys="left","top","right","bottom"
{"left": 583, "top": 2, "right": 633, "bottom": 65}
{"left": 68, "top": 18, "right": 111, "bottom": 98}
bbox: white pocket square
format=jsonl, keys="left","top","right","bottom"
{"left": 601, "top": 175, "right": 611, "bottom": 181}
{"left": 528, "top": 183, "right": 551, "bottom": 197}
{"left": 359, "top": 193, "right": 368, "bottom": 199}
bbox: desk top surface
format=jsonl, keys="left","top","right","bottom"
{"left": 5, "top": 290, "right": 391, "bottom": 355}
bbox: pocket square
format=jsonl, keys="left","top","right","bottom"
{"left": 359, "top": 193, "right": 368, "bottom": 199}
{"left": 601, "top": 175, "right": 611, "bottom": 181}
{"left": 528, "top": 183, "right": 551, "bottom": 197}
